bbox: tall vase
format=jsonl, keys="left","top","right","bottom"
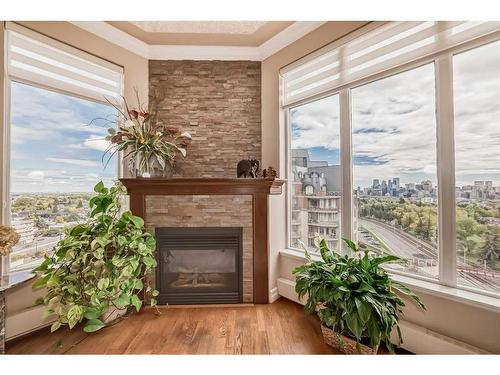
{"left": 132, "top": 152, "right": 152, "bottom": 178}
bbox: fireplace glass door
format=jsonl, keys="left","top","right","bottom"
{"left": 156, "top": 227, "right": 243, "bottom": 304}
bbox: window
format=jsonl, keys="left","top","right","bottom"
{"left": 351, "top": 64, "right": 438, "bottom": 279}
{"left": 289, "top": 95, "right": 341, "bottom": 253}
{"left": 453, "top": 40, "right": 500, "bottom": 293}
{"left": 8, "top": 82, "right": 117, "bottom": 272}
{"left": 2, "top": 23, "right": 123, "bottom": 274}
{"left": 283, "top": 21, "right": 500, "bottom": 298}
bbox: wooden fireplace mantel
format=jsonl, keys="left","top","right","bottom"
{"left": 120, "top": 177, "right": 284, "bottom": 304}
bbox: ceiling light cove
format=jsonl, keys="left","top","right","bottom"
{"left": 129, "top": 21, "right": 268, "bottom": 34}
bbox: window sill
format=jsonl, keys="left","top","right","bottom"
{"left": 279, "top": 248, "right": 500, "bottom": 314}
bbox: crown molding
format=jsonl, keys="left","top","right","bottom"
{"left": 259, "top": 21, "right": 327, "bottom": 60}
{"left": 148, "top": 45, "right": 260, "bottom": 61}
{"left": 70, "top": 21, "right": 150, "bottom": 58}
{"left": 70, "top": 21, "right": 326, "bottom": 61}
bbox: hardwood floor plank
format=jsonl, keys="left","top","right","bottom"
{"left": 6, "top": 298, "right": 341, "bottom": 355}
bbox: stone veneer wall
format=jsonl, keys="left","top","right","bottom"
{"left": 149, "top": 60, "right": 262, "bottom": 177}
{"left": 145, "top": 195, "right": 253, "bottom": 303}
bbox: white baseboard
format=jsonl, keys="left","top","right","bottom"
{"left": 269, "top": 286, "right": 280, "bottom": 303}
{"left": 6, "top": 305, "right": 55, "bottom": 341}
{"left": 395, "top": 320, "right": 489, "bottom": 354}
{"left": 277, "top": 277, "right": 304, "bottom": 305}
{"left": 276, "top": 277, "right": 489, "bottom": 354}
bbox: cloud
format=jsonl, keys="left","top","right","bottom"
{"left": 27, "top": 170, "right": 45, "bottom": 180}
{"left": 291, "top": 47, "right": 500, "bottom": 188}
{"left": 46, "top": 158, "right": 102, "bottom": 167}
{"left": 68, "top": 136, "right": 111, "bottom": 152}
{"left": 291, "top": 95, "right": 341, "bottom": 151}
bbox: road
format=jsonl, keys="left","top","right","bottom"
{"left": 359, "top": 218, "right": 436, "bottom": 260}
{"left": 359, "top": 217, "right": 500, "bottom": 292}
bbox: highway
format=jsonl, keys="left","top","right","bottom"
{"left": 359, "top": 217, "right": 500, "bottom": 292}
{"left": 359, "top": 218, "right": 437, "bottom": 260}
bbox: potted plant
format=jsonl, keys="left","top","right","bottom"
{"left": 33, "top": 181, "right": 159, "bottom": 333}
{"left": 293, "top": 237, "right": 425, "bottom": 354}
{"left": 102, "top": 95, "right": 192, "bottom": 178}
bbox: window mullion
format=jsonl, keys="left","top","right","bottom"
{"left": 435, "top": 54, "right": 457, "bottom": 287}
{"left": 339, "top": 88, "right": 352, "bottom": 252}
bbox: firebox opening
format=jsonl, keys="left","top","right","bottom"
{"left": 155, "top": 227, "right": 243, "bottom": 305}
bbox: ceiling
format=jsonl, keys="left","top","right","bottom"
{"left": 71, "top": 21, "right": 328, "bottom": 60}
{"left": 107, "top": 21, "right": 295, "bottom": 46}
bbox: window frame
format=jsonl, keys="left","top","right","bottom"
{"left": 1, "top": 30, "right": 123, "bottom": 276}
{"left": 283, "top": 28, "right": 500, "bottom": 299}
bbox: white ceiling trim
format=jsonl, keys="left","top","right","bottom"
{"left": 259, "top": 21, "right": 327, "bottom": 60}
{"left": 70, "top": 21, "right": 150, "bottom": 58}
{"left": 149, "top": 45, "right": 260, "bottom": 61}
{"left": 70, "top": 21, "right": 327, "bottom": 61}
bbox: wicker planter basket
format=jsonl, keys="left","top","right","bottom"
{"left": 321, "top": 325, "right": 378, "bottom": 354}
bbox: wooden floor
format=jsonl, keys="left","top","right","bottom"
{"left": 6, "top": 298, "right": 341, "bottom": 354}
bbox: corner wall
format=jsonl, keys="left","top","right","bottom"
{"left": 261, "top": 21, "right": 369, "bottom": 301}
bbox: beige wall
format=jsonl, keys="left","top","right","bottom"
{"left": 261, "top": 21, "right": 369, "bottom": 301}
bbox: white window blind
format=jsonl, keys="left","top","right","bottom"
{"left": 6, "top": 22, "right": 123, "bottom": 103}
{"left": 281, "top": 21, "right": 500, "bottom": 106}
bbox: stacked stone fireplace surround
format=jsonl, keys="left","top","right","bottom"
{"left": 145, "top": 195, "right": 253, "bottom": 303}
{"left": 146, "top": 60, "right": 262, "bottom": 304}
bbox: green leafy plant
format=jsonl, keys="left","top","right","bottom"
{"left": 33, "top": 181, "right": 159, "bottom": 333}
{"left": 293, "top": 237, "right": 425, "bottom": 353}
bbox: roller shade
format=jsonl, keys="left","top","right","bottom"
{"left": 6, "top": 23, "right": 123, "bottom": 103}
{"left": 281, "top": 21, "right": 500, "bottom": 106}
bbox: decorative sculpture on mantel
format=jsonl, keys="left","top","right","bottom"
{"left": 236, "top": 159, "right": 260, "bottom": 178}
{"left": 262, "top": 166, "right": 278, "bottom": 180}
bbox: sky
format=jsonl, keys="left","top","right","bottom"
{"left": 10, "top": 81, "right": 117, "bottom": 193}
{"left": 291, "top": 39, "right": 500, "bottom": 189}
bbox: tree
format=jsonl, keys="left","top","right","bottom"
{"left": 479, "top": 226, "right": 500, "bottom": 267}
{"left": 76, "top": 199, "right": 83, "bottom": 209}
{"left": 402, "top": 211, "right": 416, "bottom": 230}
{"left": 456, "top": 216, "right": 483, "bottom": 265}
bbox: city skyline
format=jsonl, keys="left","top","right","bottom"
{"left": 291, "top": 51, "right": 500, "bottom": 189}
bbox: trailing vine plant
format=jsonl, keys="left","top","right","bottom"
{"left": 33, "top": 181, "right": 159, "bottom": 333}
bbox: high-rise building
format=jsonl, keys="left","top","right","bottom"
{"left": 291, "top": 149, "right": 342, "bottom": 252}
{"left": 422, "top": 180, "right": 433, "bottom": 192}
{"left": 381, "top": 180, "right": 388, "bottom": 196}
{"left": 392, "top": 177, "right": 400, "bottom": 192}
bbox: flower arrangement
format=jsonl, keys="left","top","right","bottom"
{"left": 0, "top": 225, "right": 20, "bottom": 257}
{"left": 103, "top": 95, "right": 192, "bottom": 177}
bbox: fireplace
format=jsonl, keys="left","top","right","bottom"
{"left": 155, "top": 227, "right": 243, "bottom": 304}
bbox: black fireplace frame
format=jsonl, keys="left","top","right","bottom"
{"left": 155, "top": 227, "right": 243, "bottom": 305}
